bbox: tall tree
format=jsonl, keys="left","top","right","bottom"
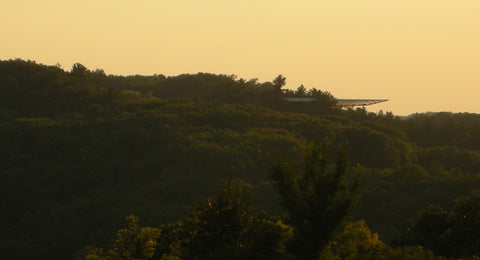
{"left": 71, "top": 62, "right": 89, "bottom": 79}
{"left": 271, "top": 142, "right": 358, "bottom": 259}
{"left": 295, "top": 84, "right": 306, "bottom": 97}
{"left": 272, "top": 74, "right": 286, "bottom": 90}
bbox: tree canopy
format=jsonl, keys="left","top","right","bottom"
{"left": 2, "top": 59, "right": 480, "bottom": 259}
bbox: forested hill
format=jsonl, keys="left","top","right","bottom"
{"left": 2, "top": 59, "right": 480, "bottom": 259}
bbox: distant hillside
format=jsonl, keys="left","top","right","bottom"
{"left": 2, "top": 59, "right": 480, "bottom": 259}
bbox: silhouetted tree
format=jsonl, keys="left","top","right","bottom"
{"left": 272, "top": 74, "right": 286, "bottom": 90}
{"left": 295, "top": 84, "right": 306, "bottom": 97}
{"left": 271, "top": 142, "right": 359, "bottom": 259}
{"left": 71, "top": 62, "right": 89, "bottom": 79}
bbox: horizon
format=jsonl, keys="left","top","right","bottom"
{"left": 0, "top": 57, "right": 464, "bottom": 117}
{"left": 2, "top": 1, "right": 480, "bottom": 116}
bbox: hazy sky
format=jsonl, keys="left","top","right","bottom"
{"left": 2, "top": 1, "right": 480, "bottom": 115}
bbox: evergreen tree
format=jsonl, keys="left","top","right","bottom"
{"left": 272, "top": 74, "right": 286, "bottom": 90}
{"left": 271, "top": 142, "right": 359, "bottom": 259}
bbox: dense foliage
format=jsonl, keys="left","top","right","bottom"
{"left": 270, "top": 142, "right": 357, "bottom": 259}
{"left": 2, "top": 59, "right": 480, "bottom": 259}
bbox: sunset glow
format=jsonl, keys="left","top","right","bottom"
{"left": 2, "top": 0, "right": 480, "bottom": 115}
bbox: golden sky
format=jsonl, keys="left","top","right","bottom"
{"left": 2, "top": 0, "right": 480, "bottom": 115}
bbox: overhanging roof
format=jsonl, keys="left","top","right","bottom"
{"left": 284, "top": 97, "right": 389, "bottom": 107}
{"left": 336, "top": 99, "right": 388, "bottom": 107}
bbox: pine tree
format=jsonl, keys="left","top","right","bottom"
{"left": 271, "top": 142, "right": 358, "bottom": 259}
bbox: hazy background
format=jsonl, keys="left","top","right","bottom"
{"left": 2, "top": 0, "right": 479, "bottom": 115}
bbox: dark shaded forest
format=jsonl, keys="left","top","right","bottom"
{"left": 2, "top": 59, "right": 480, "bottom": 259}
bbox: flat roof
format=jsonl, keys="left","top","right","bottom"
{"left": 285, "top": 97, "right": 388, "bottom": 107}
{"left": 335, "top": 99, "right": 388, "bottom": 107}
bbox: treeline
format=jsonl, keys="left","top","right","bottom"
{"left": 0, "top": 59, "right": 337, "bottom": 118}
{"left": 2, "top": 59, "right": 480, "bottom": 259}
